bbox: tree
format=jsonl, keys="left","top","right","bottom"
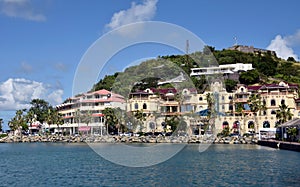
{"left": 206, "top": 93, "right": 214, "bottom": 119}
{"left": 81, "top": 111, "right": 93, "bottom": 126}
{"left": 134, "top": 109, "right": 146, "bottom": 132}
{"left": 276, "top": 103, "right": 293, "bottom": 125}
{"left": 287, "top": 56, "right": 296, "bottom": 62}
{"left": 224, "top": 79, "right": 237, "bottom": 92}
{"left": 248, "top": 94, "right": 260, "bottom": 114}
{"left": 28, "top": 99, "right": 51, "bottom": 123}
{"left": 9, "top": 109, "right": 28, "bottom": 132}
{"left": 45, "top": 107, "right": 64, "bottom": 133}
{"left": 165, "top": 116, "right": 180, "bottom": 132}
{"left": 239, "top": 70, "right": 260, "bottom": 85}
{"left": 277, "top": 62, "right": 298, "bottom": 77}
{"left": 103, "top": 108, "right": 119, "bottom": 134}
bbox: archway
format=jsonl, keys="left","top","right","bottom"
{"left": 248, "top": 121, "right": 255, "bottom": 133}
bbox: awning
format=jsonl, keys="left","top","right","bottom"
{"left": 196, "top": 109, "right": 226, "bottom": 116}
{"left": 277, "top": 118, "right": 300, "bottom": 128}
{"left": 79, "top": 126, "right": 91, "bottom": 131}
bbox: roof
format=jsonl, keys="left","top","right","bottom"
{"left": 86, "top": 89, "right": 111, "bottom": 96}
{"left": 130, "top": 91, "right": 152, "bottom": 95}
{"left": 150, "top": 88, "right": 177, "bottom": 95}
{"left": 247, "top": 82, "right": 299, "bottom": 91}
{"left": 277, "top": 118, "right": 300, "bottom": 128}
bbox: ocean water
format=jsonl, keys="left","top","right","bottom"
{"left": 0, "top": 143, "right": 299, "bottom": 187}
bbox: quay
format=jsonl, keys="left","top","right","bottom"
{"left": 258, "top": 140, "right": 300, "bottom": 152}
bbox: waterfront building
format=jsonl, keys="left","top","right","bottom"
{"left": 126, "top": 80, "right": 300, "bottom": 136}
{"left": 55, "top": 89, "right": 125, "bottom": 135}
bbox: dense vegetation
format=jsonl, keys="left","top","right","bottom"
{"left": 91, "top": 46, "right": 300, "bottom": 95}
{"left": 8, "top": 99, "right": 63, "bottom": 132}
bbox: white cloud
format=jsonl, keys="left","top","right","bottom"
{"left": 105, "top": 0, "right": 157, "bottom": 35}
{"left": 0, "top": 78, "right": 63, "bottom": 110}
{"left": 267, "top": 30, "right": 300, "bottom": 60}
{"left": 0, "top": 0, "right": 46, "bottom": 21}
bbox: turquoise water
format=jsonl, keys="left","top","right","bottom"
{"left": 0, "top": 143, "right": 299, "bottom": 186}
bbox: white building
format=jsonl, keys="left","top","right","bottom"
{"left": 55, "top": 89, "right": 125, "bottom": 135}
{"left": 190, "top": 63, "right": 253, "bottom": 76}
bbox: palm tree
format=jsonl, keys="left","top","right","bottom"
{"left": 9, "top": 109, "right": 28, "bottom": 133}
{"left": 134, "top": 109, "right": 146, "bottom": 132}
{"left": 248, "top": 94, "right": 259, "bottom": 114}
{"left": 276, "top": 103, "right": 293, "bottom": 126}
{"left": 205, "top": 93, "right": 214, "bottom": 119}
{"left": 74, "top": 109, "right": 82, "bottom": 134}
{"left": 103, "top": 108, "right": 119, "bottom": 135}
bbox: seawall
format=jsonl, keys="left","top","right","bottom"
{"left": 258, "top": 140, "right": 300, "bottom": 152}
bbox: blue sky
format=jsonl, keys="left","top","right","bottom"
{"left": 0, "top": 0, "right": 300, "bottom": 129}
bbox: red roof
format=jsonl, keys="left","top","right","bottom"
{"left": 150, "top": 88, "right": 177, "bottom": 95}
{"left": 247, "top": 82, "right": 299, "bottom": 91}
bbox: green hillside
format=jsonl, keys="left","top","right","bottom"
{"left": 91, "top": 46, "right": 300, "bottom": 95}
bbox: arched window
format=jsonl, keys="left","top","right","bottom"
{"left": 199, "top": 97, "right": 203, "bottom": 101}
{"left": 248, "top": 121, "right": 255, "bottom": 129}
{"left": 134, "top": 103, "right": 138, "bottom": 110}
{"left": 271, "top": 99, "right": 276, "bottom": 106}
{"left": 233, "top": 121, "right": 240, "bottom": 129}
{"left": 271, "top": 110, "right": 276, "bottom": 115}
{"left": 229, "top": 96, "right": 233, "bottom": 100}
{"left": 281, "top": 99, "right": 285, "bottom": 105}
{"left": 143, "top": 103, "right": 147, "bottom": 110}
{"left": 263, "top": 121, "right": 270, "bottom": 128}
{"left": 222, "top": 96, "right": 225, "bottom": 100}
{"left": 223, "top": 121, "right": 229, "bottom": 129}
{"left": 263, "top": 110, "right": 267, "bottom": 116}
{"left": 229, "top": 105, "right": 233, "bottom": 111}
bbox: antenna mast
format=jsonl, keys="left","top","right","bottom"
{"left": 185, "top": 40, "right": 190, "bottom": 66}
{"left": 186, "top": 40, "right": 189, "bottom": 54}
{"left": 233, "top": 36, "right": 238, "bottom": 46}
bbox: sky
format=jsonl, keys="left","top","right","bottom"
{"left": 0, "top": 0, "right": 300, "bottom": 129}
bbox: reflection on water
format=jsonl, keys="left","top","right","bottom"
{"left": 0, "top": 143, "right": 299, "bottom": 186}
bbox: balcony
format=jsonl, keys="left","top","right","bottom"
{"left": 234, "top": 98, "right": 248, "bottom": 103}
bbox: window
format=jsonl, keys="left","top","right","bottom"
{"left": 134, "top": 103, "right": 138, "bottom": 110}
{"left": 263, "top": 121, "right": 270, "bottom": 128}
{"left": 248, "top": 121, "right": 254, "bottom": 129}
{"left": 229, "top": 96, "right": 233, "bottom": 100}
{"left": 229, "top": 105, "right": 233, "bottom": 111}
{"left": 143, "top": 103, "right": 147, "bottom": 110}
{"left": 199, "top": 97, "right": 203, "bottom": 101}
{"left": 233, "top": 121, "right": 240, "bottom": 129}
{"left": 263, "top": 111, "right": 267, "bottom": 116}
{"left": 222, "top": 96, "right": 225, "bottom": 100}
{"left": 281, "top": 99, "right": 285, "bottom": 105}
{"left": 222, "top": 105, "right": 225, "bottom": 110}
{"left": 271, "top": 110, "right": 276, "bottom": 115}
{"left": 222, "top": 121, "right": 229, "bottom": 128}
{"left": 241, "top": 88, "right": 244, "bottom": 92}
{"left": 271, "top": 99, "right": 276, "bottom": 106}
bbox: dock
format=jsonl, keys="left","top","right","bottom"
{"left": 258, "top": 140, "right": 300, "bottom": 152}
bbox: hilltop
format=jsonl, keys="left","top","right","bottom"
{"left": 92, "top": 46, "right": 300, "bottom": 95}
